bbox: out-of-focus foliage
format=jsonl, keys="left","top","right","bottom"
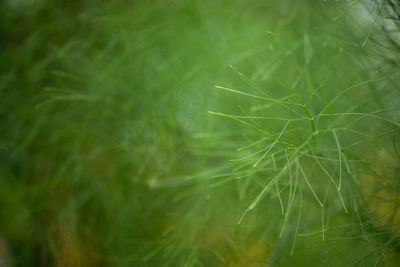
{"left": 0, "top": 0, "right": 399, "bottom": 266}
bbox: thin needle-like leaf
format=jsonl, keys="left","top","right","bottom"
{"left": 298, "top": 160, "right": 323, "bottom": 207}
{"left": 333, "top": 130, "right": 342, "bottom": 191}
{"left": 291, "top": 189, "right": 302, "bottom": 256}
{"left": 318, "top": 77, "right": 389, "bottom": 115}
{"left": 253, "top": 121, "right": 289, "bottom": 167}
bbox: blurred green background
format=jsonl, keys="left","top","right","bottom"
{"left": 1, "top": 0, "right": 399, "bottom": 266}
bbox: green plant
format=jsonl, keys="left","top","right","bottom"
{"left": 207, "top": 0, "right": 400, "bottom": 264}
{"left": 0, "top": 0, "right": 399, "bottom": 266}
